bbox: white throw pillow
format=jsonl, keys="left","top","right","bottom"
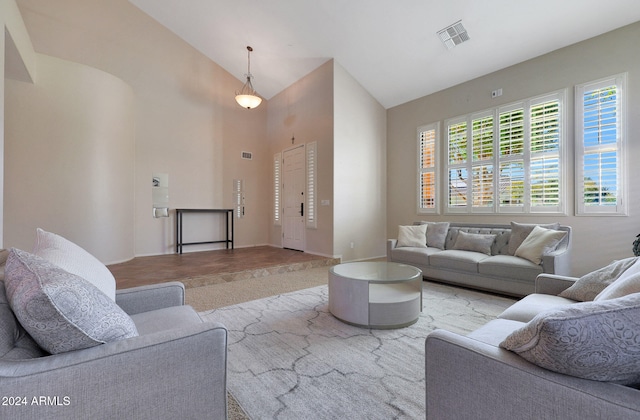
{"left": 515, "top": 226, "right": 566, "bottom": 265}
{"left": 397, "top": 225, "right": 427, "bottom": 248}
{"left": 32, "top": 228, "right": 116, "bottom": 301}
{"left": 595, "top": 258, "right": 640, "bottom": 301}
{"left": 508, "top": 222, "right": 560, "bottom": 255}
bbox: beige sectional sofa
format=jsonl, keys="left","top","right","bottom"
{"left": 426, "top": 258, "right": 640, "bottom": 419}
{"left": 387, "top": 222, "right": 572, "bottom": 297}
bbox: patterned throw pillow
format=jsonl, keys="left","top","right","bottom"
{"left": 560, "top": 257, "right": 639, "bottom": 302}
{"left": 500, "top": 293, "right": 640, "bottom": 384}
{"left": 4, "top": 249, "right": 138, "bottom": 354}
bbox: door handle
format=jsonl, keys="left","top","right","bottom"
{"left": 300, "top": 202, "right": 304, "bottom": 217}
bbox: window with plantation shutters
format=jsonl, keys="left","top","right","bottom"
{"left": 418, "top": 123, "right": 438, "bottom": 213}
{"left": 444, "top": 90, "right": 565, "bottom": 214}
{"left": 529, "top": 95, "right": 561, "bottom": 212}
{"left": 575, "top": 74, "right": 627, "bottom": 215}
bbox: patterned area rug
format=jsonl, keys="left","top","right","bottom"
{"left": 200, "top": 281, "right": 515, "bottom": 419}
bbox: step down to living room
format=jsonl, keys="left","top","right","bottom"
{"left": 108, "top": 246, "right": 340, "bottom": 289}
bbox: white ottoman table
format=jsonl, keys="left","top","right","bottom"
{"left": 328, "top": 261, "right": 422, "bottom": 329}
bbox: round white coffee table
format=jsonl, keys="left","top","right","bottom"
{"left": 328, "top": 261, "right": 422, "bottom": 329}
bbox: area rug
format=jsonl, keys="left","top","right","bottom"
{"left": 199, "top": 281, "right": 515, "bottom": 419}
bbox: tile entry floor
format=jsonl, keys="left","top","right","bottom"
{"left": 108, "top": 246, "right": 337, "bottom": 289}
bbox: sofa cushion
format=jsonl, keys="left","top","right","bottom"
{"left": 467, "top": 319, "right": 525, "bottom": 347}
{"left": 500, "top": 293, "right": 640, "bottom": 384}
{"left": 514, "top": 226, "right": 566, "bottom": 265}
{"left": 478, "top": 255, "right": 543, "bottom": 282}
{"left": 429, "top": 250, "right": 489, "bottom": 273}
{"left": 130, "top": 305, "right": 202, "bottom": 335}
{"left": 560, "top": 257, "right": 639, "bottom": 302}
{"left": 33, "top": 228, "right": 116, "bottom": 301}
{"left": 397, "top": 225, "right": 427, "bottom": 248}
{"left": 594, "top": 258, "right": 640, "bottom": 301}
{"left": 508, "top": 222, "right": 560, "bottom": 255}
{"left": 4, "top": 248, "right": 138, "bottom": 354}
{"left": 498, "top": 293, "right": 577, "bottom": 323}
{"left": 390, "top": 246, "right": 439, "bottom": 267}
{"left": 452, "top": 231, "right": 496, "bottom": 255}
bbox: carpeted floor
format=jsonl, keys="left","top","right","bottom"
{"left": 185, "top": 266, "right": 332, "bottom": 420}
{"left": 188, "top": 267, "right": 516, "bottom": 419}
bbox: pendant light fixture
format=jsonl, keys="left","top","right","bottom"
{"left": 235, "top": 46, "right": 262, "bottom": 109}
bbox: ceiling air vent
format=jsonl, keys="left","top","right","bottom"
{"left": 241, "top": 151, "right": 253, "bottom": 160}
{"left": 437, "top": 20, "right": 470, "bottom": 50}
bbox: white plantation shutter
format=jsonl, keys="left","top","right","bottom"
{"left": 576, "top": 74, "right": 626, "bottom": 215}
{"left": 306, "top": 142, "right": 317, "bottom": 228}
{"left": 446, "top": 119, "right": 468, "bottom": 211}
{"left": 499, "top": 161, "right": 525, "bottom": 208}
{"left": 471, "top": 114, "right": 494, "bottom": 209}
{"left": 529, "top": 95, "right": 562, "bottom": 211}
{"left": 273, "top": 152, "right": 281, "bottom": 225}
{"left": 418, "top": 124, "right": 438, "bottom": 213}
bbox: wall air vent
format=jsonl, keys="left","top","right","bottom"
{"left": 241, "top": 151, "right": 253, "bottom": 160}
{"left": 437, "top": 20, "right": 470, "bottom": 50}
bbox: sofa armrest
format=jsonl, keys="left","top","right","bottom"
{"left": 535, "top": 273, "right": 578, "bottom": 295}
{"left": 425, "top": 329, "right": 640, "bottom": 420}
{"left": 541, "top": 226, "right": 572, "bottom": 275}
{"left": 0, "top": 322, "right": 228, "bottom": 420}
{"left": 116, "top": 281, "right": 185, "bottom": 315}
{"left": 387, "top": 239, "right": 398, "bottom": 261}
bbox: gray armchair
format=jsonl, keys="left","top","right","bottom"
{"left": 0, "top": 281, "right": 228, "bottom": 420}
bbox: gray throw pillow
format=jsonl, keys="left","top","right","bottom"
{"left": 500, "top": 293, "right": 640, "bottom": 384}
{"left": 452, "top": 231, "right": 496, "bottom": 255}
{"left": 4, "top": 248, "right": 138, "bottom": 354}
{"left": 423, "top": 222, "right": 450, "bottom": 249}
{"left": 560, "top": 257, "right": 639, "bottom": 302}
{"left": 508, "top": 222, "right": 560, "bottom": 256}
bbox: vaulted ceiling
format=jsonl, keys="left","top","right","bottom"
{"left": 129, "top": 0, "right": 640, "bottom": 109}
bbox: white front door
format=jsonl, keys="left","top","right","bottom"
{"left": 282, "top": 145, "right": 305, "bottom": 251}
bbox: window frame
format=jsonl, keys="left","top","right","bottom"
{"left": 575, "top": 73, "right": 627, "bottom": 216}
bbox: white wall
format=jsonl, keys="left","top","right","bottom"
{"left": 333, "top": 62, "right": 387, "bottom": 261}
{"left": 2, "top": 0, "right": 37, "bottom": 247}
{"left": 5, "top": 54, "right": 135, "bottom": 262}
{"left": 387, "top": 22, "right": 640, "bottom": 276}
{"left": 6, "top": 0, "right": 269, "bottom": 262}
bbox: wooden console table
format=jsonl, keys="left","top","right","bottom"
{"left": 175, "top": 208, "right": 234, "bottom": 254}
